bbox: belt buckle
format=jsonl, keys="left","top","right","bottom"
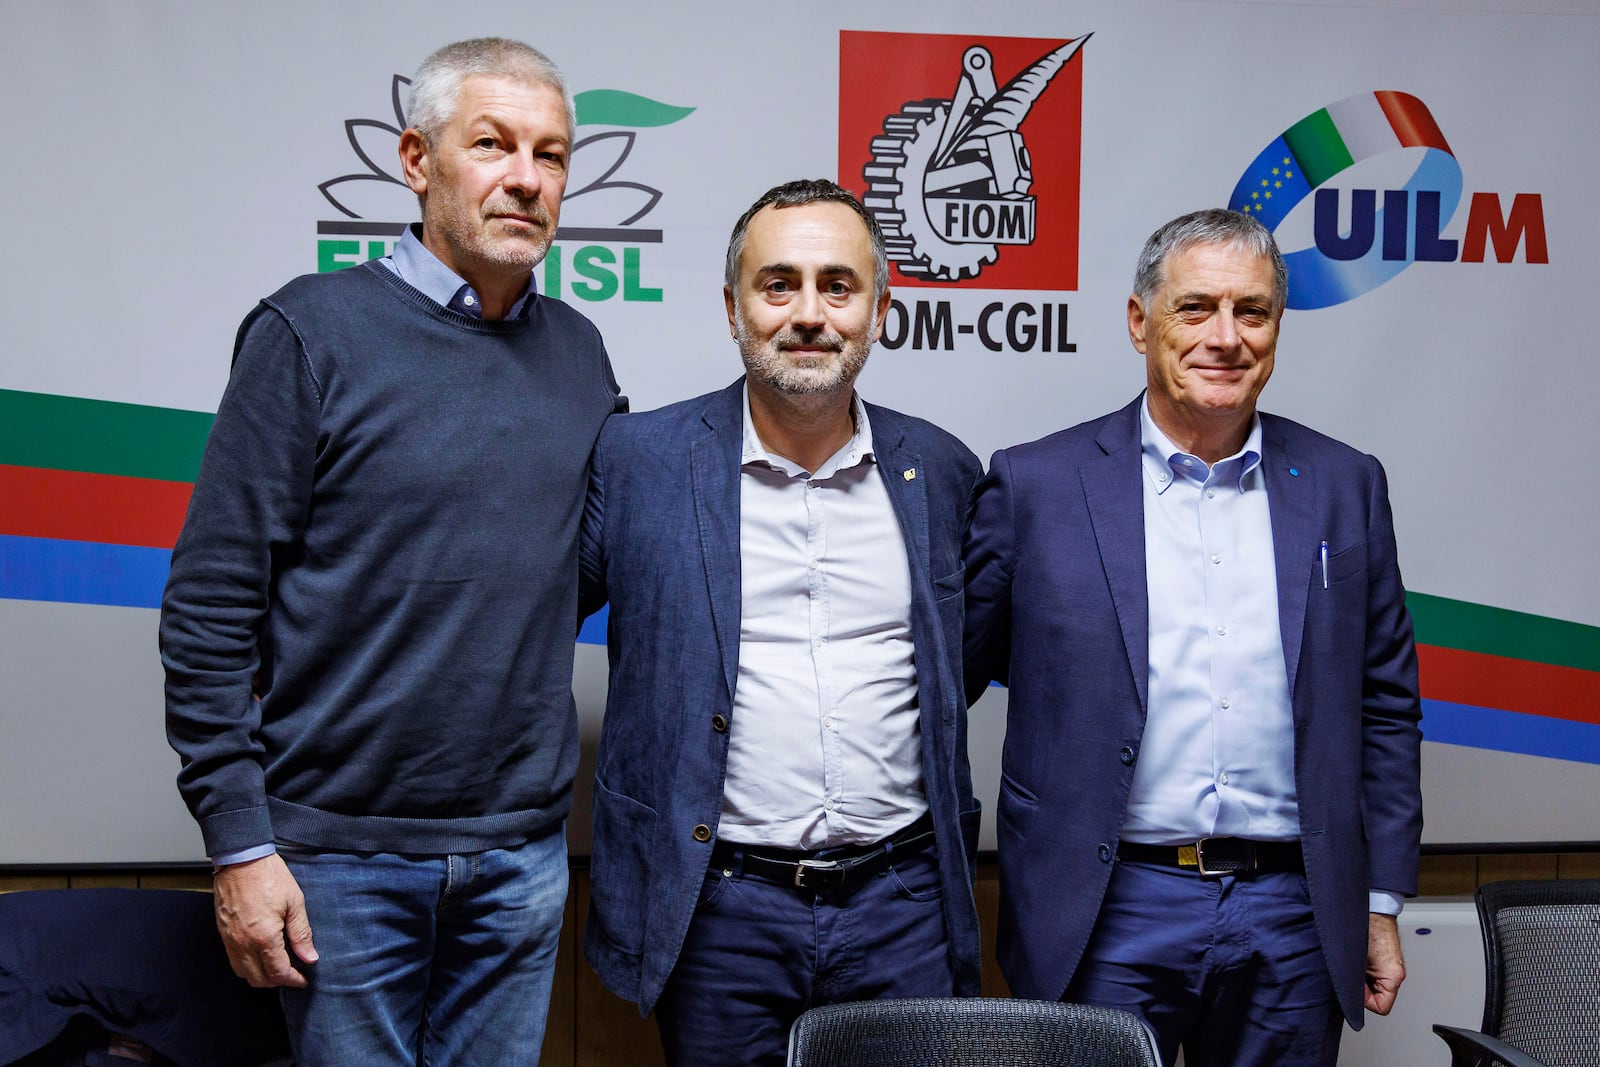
{"left": 794, "top": 857, "right": 845, "bottom": 892}
{"left": 1193, "top": 837, "right": 1253, "bottom": 877}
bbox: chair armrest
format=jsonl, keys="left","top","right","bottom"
{"left": 1432, "top": 1024, "right": 1550, "bottom": 1067}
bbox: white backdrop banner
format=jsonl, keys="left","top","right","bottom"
{"left": 1, "top": 0, "right": 1596, "bottom": 862}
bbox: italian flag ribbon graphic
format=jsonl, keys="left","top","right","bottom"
{"left": 1228, "top": 91, "right": 1462, "bottom": 310}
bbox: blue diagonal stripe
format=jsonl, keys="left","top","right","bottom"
{"left": 0, "top": 534, "right": 171, "bottom": 609}
{"left": 1422, "top": 698, "right": 1600, "bottom": 766}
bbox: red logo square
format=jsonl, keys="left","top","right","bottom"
{"left": 839, "top": 30, "right": 1088, "bottom": 291}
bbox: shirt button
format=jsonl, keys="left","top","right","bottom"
{"left": 711, "top": 714, "right": 729, "bottom": 733}
{"left": 824, "top": 717, "right": 834, "bottom": 730}
{"left": 1216, "top": 625, "right": 1227, "bottom": 636}
{"left": 1211, "top": 554, "right": 1222, "bottom": 564}
{"left": 1219, "top": 772, "right": 1231, "bottom": 785}
{"left": 1206, "top": 488, "right": 1216, "bottom": 498}
{"left": 1158, "top": 472, "right": 1169, "bottom": 483}
{"left": 692, "top": 824, "right": 712, "bottom": 842}
{"left": 463, "top": 294, "right": 475, "bottom": 306}
{"left": 824, "top": 799, "right": 836, "bottom": 811}
{"left": 1220, "top": 699, "right": 1231, "bottom": 710}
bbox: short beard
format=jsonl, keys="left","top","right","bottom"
{"left": 734, "top": 302, "right": 876, "bottom": 397}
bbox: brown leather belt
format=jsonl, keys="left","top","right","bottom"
{"left": 1117, "top": 837, "right": 1302, "bottom": 877}
{"left": 710, "top": 813, "right": 935, "bottom": 894}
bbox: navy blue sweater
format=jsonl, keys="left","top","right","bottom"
{"left": 161, "top": 261, "right": 624, "bottom": 857}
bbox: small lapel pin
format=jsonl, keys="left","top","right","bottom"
{"left": 1289, "top": 467, "right": 1300, "bottom": 477}
{"left": 903, "top": 468, "right": 917, "bottom": 481}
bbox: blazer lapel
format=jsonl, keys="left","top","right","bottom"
{"left": 871, "top": 411, "right": 930, "bottom": 585}
{"left": 691, "top": 382, "right": 746, "bottom": 701}
{"left": 1082, "top": 402, "right": 1150, "bottom": 718}
{"left": 1262, "top": 415, "right": 1314, "bottom": 699}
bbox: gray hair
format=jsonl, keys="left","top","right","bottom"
{"left": 724, "top": 179, "right": 890, "bottom": 300}
{"left": 1133, "top": 209, "right": 1288, "bottom": 312}
{"left": 407, "top": 38, "right": 575, "bottom": 144}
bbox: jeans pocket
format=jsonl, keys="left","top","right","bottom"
{"left": 696, "top": 867, "right": 731, "bottom": 911}
{"left": 886, "top": 855, "right": 943, "bottom": 903}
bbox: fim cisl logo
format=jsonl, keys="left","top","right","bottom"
{"left": 1230, "top": 90, "right": 1547, "bottom": 310}
{"left": 839, "top": 30, "right": 1090, "bottom": 355}
{"left": 315, "top": 75, "right": 693, "bottom": 304}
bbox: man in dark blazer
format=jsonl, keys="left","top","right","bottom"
{"left": 579, "top": 179, "right": 983, "bottom": 1067}
{"left": 965, "top": 208, "right": 1422, "bottom": 1067}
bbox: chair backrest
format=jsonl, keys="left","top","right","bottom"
{"left": 1475, "top": 879, "right": 1600, "bottom": 1067}
{"left": 786, "top": 997, "right": 1162, "bottom": 1067}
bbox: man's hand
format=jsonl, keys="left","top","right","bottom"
{"left": 1364, "top": 911, "right": 1406, "bottom": 1015}
{"left": 213, "top": 853, "right": 318, "bottom": 988}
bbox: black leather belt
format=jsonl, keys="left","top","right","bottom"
{"left": 1117, "top": 837, "right": 1302, "bottom": 877}
{"left": 710, "top": 813, "right": 936, "bottom": 894}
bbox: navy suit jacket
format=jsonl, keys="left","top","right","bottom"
{"left": 580, "top": 379, "right": 984, "bottom": 1015}
{"left": 964, "top": 396, "right": 1422, "bottom": 1026}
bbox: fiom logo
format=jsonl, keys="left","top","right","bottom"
{"left": 838, "top": 30, "right": 1089, "bottom": 355}
{"left": 315, "top": 74, "right": 693, "bottom": 303}
{"left": 840, "top": 30, "right": 1089, "bottom": 291}
{"left": 1230, "top": 91, "right": 1547, "bottom": 309}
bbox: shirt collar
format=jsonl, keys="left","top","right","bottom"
{"left": 740, "top": 383, "right": 876, "bottom": 479}
{"left": 386, "top": 223, "right": 538, "bottom": 320}
{"left": 1139, "top": 393, "right": 1263, "bottom": 495}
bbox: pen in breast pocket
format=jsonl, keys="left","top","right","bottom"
{"left": 1320, "top": 541, "right": 1329, "bottom": 589}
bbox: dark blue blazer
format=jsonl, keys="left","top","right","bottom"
{"left": 580, "top": 379, "right": 985, "bottom": 1015}
{"left": 964, "top": 396, "right": 1422, "bottom": 1026}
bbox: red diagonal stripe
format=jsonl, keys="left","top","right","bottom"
{"left": 0, "top": 464, "right": 191, "bottom": 548}
{"left": 1418, "top": 644, "right": 1600, "bottom": 726}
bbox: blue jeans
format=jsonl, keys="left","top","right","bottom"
{"left": 655, "top": 846, "right": 954, "bottom": 1067}
{"left": 1065, "top": 859, "right": 1343, "bottom": 1067}
{"left": 277, "top": 827, "right": 567, "bottom": 1066}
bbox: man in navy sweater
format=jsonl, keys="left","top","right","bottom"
{"left": 161, "top": 38, "right": 624, "bottom": 1065}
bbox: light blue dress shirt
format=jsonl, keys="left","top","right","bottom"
{"left": 381, "top": 223, "right": 538, "bottom": 319}
{"left": 1129, "top": 398, "right": 1400, "bottom": 915}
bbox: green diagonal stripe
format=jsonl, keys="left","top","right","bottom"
{"left": 575, "top": 89, "right": 695, "bottom": 128}
{"left": 1409, "top": 591, "right": 1600, "bottom": 674}
{"left": 1282, "top": 108, "right": 1355, "bottom": 188}
{"left": 0, "top": 389, "right": 212, "bottom": 482}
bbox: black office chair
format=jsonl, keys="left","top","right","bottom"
{"left": 786, "top": 997, "right": 1163, "bottom": 1067}
{"left": 1432, "top": 878, "right": 1600, "bottom": 1067}
{"left": 0, "top": 888, "right": 290, "bottom": 1067}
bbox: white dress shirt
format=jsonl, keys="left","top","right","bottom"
{"left": 716, "top": 388, "right": 927, "bottom": 849}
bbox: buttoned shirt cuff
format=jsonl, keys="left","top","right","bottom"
{"left": 1369, "top": 889, "right": 1404, "bottom": 916}
{"left": 211, "top": 843, "right": 277, "bottom": 871}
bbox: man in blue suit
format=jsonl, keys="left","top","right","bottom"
{"left": 965, "top": 208, "right": 1423, "bottom": 1067}
{"left": 579, "top": 179, "right": 983, "bottom": 1067}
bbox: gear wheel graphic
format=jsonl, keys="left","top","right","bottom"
{"left": 864, "top": 102, "right": 998, "bottom": 282}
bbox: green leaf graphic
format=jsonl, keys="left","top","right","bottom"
{"left": 575, "top": 90, "right": 695, "bottom": 128}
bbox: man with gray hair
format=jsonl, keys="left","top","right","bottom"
{"left": 161, "top": 37, "right": 624, "bottom": 1064}
{"left": 578, "top": 178, "right": 983, "bottom": 1066}
{"left": 964, "top": 208, "right": 1423, "bottom": 1066}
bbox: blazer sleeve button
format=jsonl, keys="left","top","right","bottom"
{"left": 1120, "top": 745, "right": 1136, "bottom": 766}
{"left": 1098, "top": 842, "right": 1113, "bottom": 862}
{"left": 693, "top": 824, "right": 712, "bottom": 843}
{"left": 711, "top": 714, "right": 729, "bottom": 733}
